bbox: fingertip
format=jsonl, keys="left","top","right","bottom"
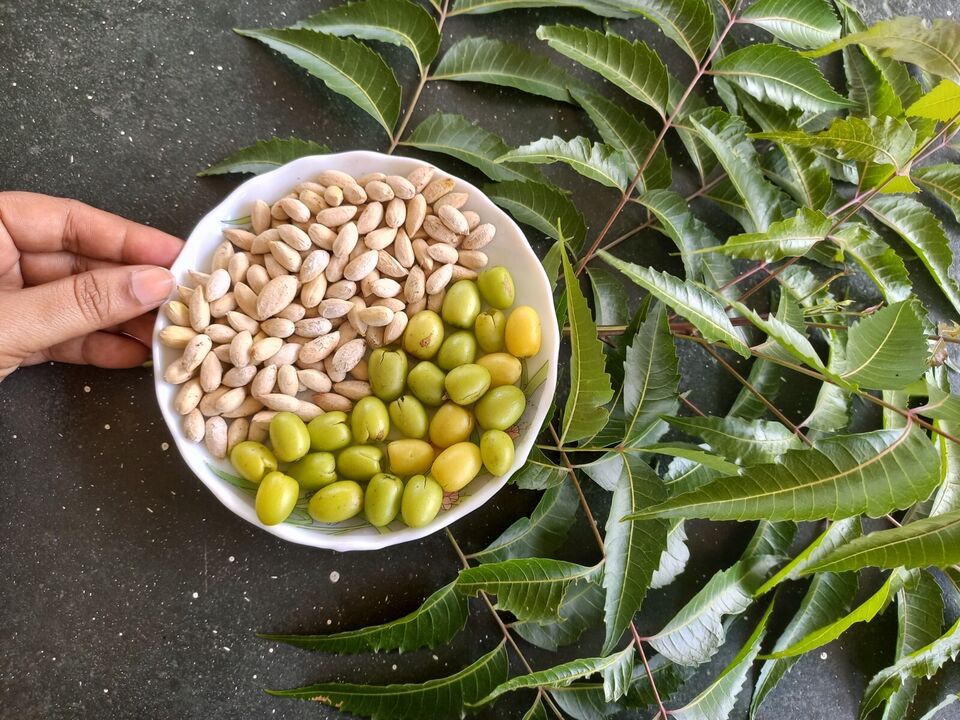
{"left": 130, "top": 266, "right": 176, "bottom": 307}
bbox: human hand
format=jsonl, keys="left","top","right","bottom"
{"left": 0, "top": 192, "right": 183, "bottom": 382}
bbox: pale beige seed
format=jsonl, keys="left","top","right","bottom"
{"left": 259, "top": 393, "right": 302, "bottom": 413}
{"left": 279, "top": 197, "right": 311, "bottom": 223}
{"left": 251, "top": 410, "right": 279, "bottom": 431}
{"left": 184, "top": 409, "right": 205, "bottom": 443}
{"left": 364, "top": 226, "right": 397, "bottom": 250}
{"left": 230, "top": 330, "right": 253, "bottom": 368}
{"left": 174, "top": 378, "right": 204, "bottom": 415}
{"left": 356, "top": 201, "right": 384, "bottom": 234}
{"left": 209, "top": 292, "right": 237, "bottom": 319}
{"left": 268, "top": 240, "right": 302, "bottom": 272}
{"left": 223, "top": 365, "right": 257, "bottom": 388}
{"left": 199, "top": 387, "right": 229, "bottom": 416}
{"left": 423, "top": 177, "right": 455, "bottom": 204}
{"left": 358, "top": 305, "right": 394, "bottom": 327}
{"left": 189, "top": 285, "right": 211, "bottom": 331}
{"left": 332, "top": 222, "right": 359, "bottom": 257}
{"left": 211, "top": 240, "right": 235, "bottom": 272}
{"left": 331, "top": 338, "right": 366, "bottom": 374}
{"left": 254, "top": 199, "right": 274, "bottom": 235}
{"left": 426, "top": 242, "right": 458, "bottom": 264}
{"left": 313, "top": 392, "right": 353, "bottom": 412}
{"left": 263, "top": 253, "right": 288, "bottom": 280}
{"left": 245, "top": 265, "right": 269, "bottom": 293}
{"left": 334, "top": 380, "right": 372, "bottom": 400}
{"left": 462, "top": 223, "right": 495, "bottom": 250}
{"left": 348, "top": 297, "right": 368, "bottom": 335}
{"left": 226, "top": 310, "right": 259, "bottom": 334}
{"left": 222, "top": 396, "right": 264, "bottom": 419}
{"left": 323, "top": 185, "right": 344, "bottom": 208}
{"left": 343, "top": 249, "right": 379, "bottom": 281}
{"left": 355, "top": 172, "right": 384, "bottom": 185}
{"left": 360, "top": 269, "right": 381, "bottom": 298}
{"left": 295, "top": 401, "right": 324, "bottom": 422}
{"left": 247, "top": 421, "right": 268, "bottom": 443}
{"left": 228, "top": 252, "right": 250, "bottom": 285}
{"left": 325, "top": 253, "right": 347, "bottom": 283}
{"left": 188, "top": 269, "right": 210, "bottom": 286}
{"left": 213, "top": 344, "right": 233, "bottom": 363}
{"left": 372, "top": 297, "right": 406, "bottom": 312}
{"left": 424, "top": 215, "right": 460, "bottom": 244}
{"left": 365, "top": 180, "right": 394, "bottom": 202}
{"left": 404, "top": 265, "right": 426, "bottom": 303}
{"left": 383, "top": 311, "right": 409, "bottom": 345}
{"left": 262, "top": 317, "right": 295, "bottom": 338}
{"left": 377, "top": 250, "right": 408, "bottom": 278}
{"left": 200, "top": 352, "right": 224, "bottom": 393}
{"left": 205, "top": 416, "right": 228, "bottom": 457}
{"left": 178, "top": 284, "right": 194, "bottom": 303}
{"left": 319, "top": 169, "right": 356, "bottom": 188}
{"left": 404, "top": 194, "right": 426, "bottom": 237}
{"left": 299, "top": 332, "right": 340, "bottom": 364}
{"left": 451, "top": 265, "right": 479, "bottom": 281}
{"left": 342, "top": 183, "right": 367, "bottom": 205}
{"left": 370, "top": 278, "right": 402, "bottom": 298}
{"left": 438, "top": 205, "right": 470, "bottom": 235}
{"left": 215, "top": 387, "right": 247, "bottom": 414}
{"left": 251, "top": 336, "right": 283, "bottom": 364}
{"left": 270, "top": 201, "right": 289, "bottom": 221}
{"left": 256, "top": 275, "right": 299, "bottom": 319}
{"left": 299, "top": 249, "right": 330, "bottom": 283}
{"left": 299, "top": 189, "right": 325, "bottom": 214}
{"left": 383, "top": 197, "right": 406, "bottom": 228}
{"left": 164, "top": 300, "right": 190, "bottom": 326}
{"left": 277, "top": 364, "right": 300, "bottom": 396}
{"left": 383, "top": 174, "right": 414, "bottom": 200}
{"left": 426, "top": 264, "right": 454, "bottom": 295}
{"left": 463, "top": 210, "right": 481, "bottom": 231}
{"left": 265, "top": 342, "right": 301, "bottom": 367}
{"left": 394, "top": 229, "right": 415, "bottom": 268}
{"left": 296, "top": 181, "right": 326, "bottom": 194}
{"left": 407, "top": 165, "right": 435, "bottom": 192}
{"left": 203, "top": 324, "right": 237, "bottom": 345}
{"left": 225, "top": 228, "right": 256, "bottom": 252}
{"left": 294, "top": 317, "right": 333, "bottom": 338}
{"left": 308, "top": 223, "right": 337, "bottom": 250}
{"left": 365, "top": 325, "right": 385, "bottom": 349}
{"left": 412, "top": 238, "right": 434, "bottom": 272}
{"left": 351, "top": 358, "right": 369, "bottom": 380}
{"left": 298, "top": 368, "right": 333, "bottom": 393}
{"left": 426, "top": 288, "right": 445, "bottom": 313}
{"left": 181, "top": 334, "right": 213, "bottom": 372}
{"left": 278, "top": 302, "right": 306, "bottom": 322}
{"left": 226, "top": 418, "right": 250, "bottom": 454}
{"left": 319, "top": 298, "right": 355, "bottom": 321}
{"left": 301, "top": 275, "right": 328, "bottom": 308}
{"left": 251, "top": 228, "right": 279, "bottom": 254}
{"left": 458, "top": 250, "right": 489, "bottom": 269}
{"left": 251, "top": 364, "right": 278, "bottom": 398}
{"left": 277, "top": 223, "right": 312, "bottom": 251}
{"left": 317, "top": 205, "right": 358, "bottom": 227}
{"left": 407, "top": 296, "right": 427, "bottom": 314}
{"left": 325, "top": 279, "right": 358, "bottom": 300}
{"left": 434, "top": 192, "right": 469, "bottom": 211}
{"left": 339, "top": 319, "right": 360, "bottom": 344}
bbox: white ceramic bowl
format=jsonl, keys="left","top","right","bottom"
{"left": 153, "top": 150, "right": 559, "bottom": 551}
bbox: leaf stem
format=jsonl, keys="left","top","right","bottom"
{"left": 632, "top": 623, "right": 670, "bottom": 719}
{"left": 575, "top": 9, "right": 743, "bottom": 276}
{"left": 445, "top": 528, "right": 568, "bottom": 720}
{"left": 387, "top": 0, "right": 450, "bottom": 153}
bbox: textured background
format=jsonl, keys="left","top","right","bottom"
{"left": 0, "top": 1, "right": 959, "bottom": 718}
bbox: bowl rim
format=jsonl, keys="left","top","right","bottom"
{"left": 153, "top": 149, "right": 559, "bottom": 551}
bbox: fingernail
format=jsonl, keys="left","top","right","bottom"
{"left": 131, "top": 267, "right": 175, "bottom": 305}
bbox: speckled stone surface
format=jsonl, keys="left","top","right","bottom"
{"left": 1, "top": 1, "right": 959, "bottom": 719}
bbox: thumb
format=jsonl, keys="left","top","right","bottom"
{"left": 2, "top": 265, "right": 174, "bottom": 354}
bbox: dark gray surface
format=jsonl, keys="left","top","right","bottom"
{"left": 1, "top": 1, "right": 959, "bottom": 719}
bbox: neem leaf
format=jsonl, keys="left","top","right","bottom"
{"left": 906, "top": 79, "right": 960, "bottom": 121}
{"left": 401, "top": 113, "right": 546, "bottom": 183}
{"left": 485, "top": 180, "right": 587, "bottom": 249}
{"left": 652, "top": 521, "right": 690, "bottom": 589}
{"left": 235, "top": 28, "right": 401, "bottom": 134}
{"left": 648, "top": 555, "right": 778, "bottom": 666}
{"left": 294, "top": 0, "right": 440, "bottom": 70}
{"left": 433, "top": 37, "right": 580, "bottom": 103}
{"left": 499, "top": 136, "right": 632, "bottom": 191}
{"left": 198, "top": 136, "right": 331, "bottom": 176}
{"left": 808, "top": 17, "right": 960, "bottom": 84}
{"left": 470, "top": 478, "right": 578, "bottom": 563}
{"left": 523, "top": 695, "right": 549, "bottom": 720}
{"left": 450, "top": 0, "right": 632, "bottom": 18}
{"left": 513, "top": 579, "right": 605, "bottom": 651}
{"left": 622, "top": 302, "right": 680, "bottom": 448}
{"left": 615, "top": 0, "right": 715, "bottom": 62}
{"left": 914, "top": 163, "right": 960, "bottom": 223}
{"left": 455, "top": 558, "right": 599, "bottom": 623}
{"left": 537, "top": 25, "right": 670, "bottom": 116}
{"left": 839, "top": 300, "right": 929, "bottom": 391}
{"left": 665, "top": 416, "right": 803, "bottom": 465}
{"left": 588, "top": 267, "right": 628, "bottom": 326}
{"left": 866, "top": 196, "right": 960, "bottom": 316}
{"left": 740, "top": 0, "right": 840, "bottom": 48}
{"left": 602, "top": 453, "right": 668, "bottom": 654}
{"left": 630, "top": 427, "right": 941, "bottom": 522}
{"left": 268, "top": 641, "right": 509, "bottom": 718}
{"left": 842, "top": 43, "right": 903, "bottom": 118}
{"left": 712, "top": 44, "right": 851, "bottom": 113}
{"left": 600, "top": 253, "right": 750, "bottom": 357}
{"left": 831, "top": 223, "right": 913, "bottom": 304}
{"left": 720, "top": 207, "right": 832, "bottom": 261}
{"left": 511, "top": 447, "right": 567, "bottom": 490}
{"left": 560, "top": 244, "right": 614, "bottom": 444}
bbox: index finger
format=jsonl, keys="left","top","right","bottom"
{"left": 0, "top": 191, "right": 184, "bottom": 267}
